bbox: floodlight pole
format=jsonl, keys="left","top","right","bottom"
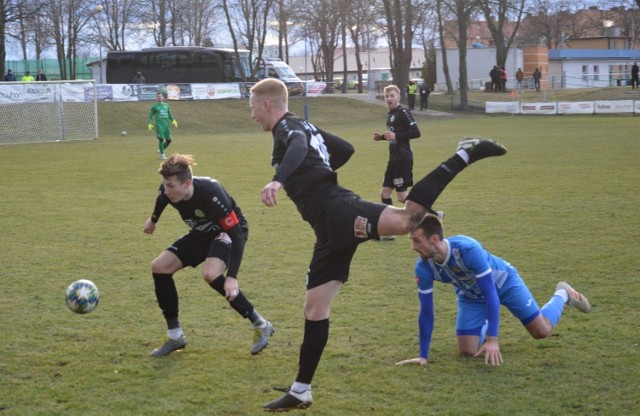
{"left": 96, "top": 4, "right": 104, "bottom": 84}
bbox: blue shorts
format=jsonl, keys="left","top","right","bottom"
{"left": 455, "top": 271, "right": 541, "bottom": 336}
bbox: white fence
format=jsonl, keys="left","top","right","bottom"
{"left": 486, "top": 100, "right": 639, "bottom": 115}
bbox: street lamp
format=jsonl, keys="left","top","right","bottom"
{"left": 96, "top": 4, "right": 104, "bottom": 84}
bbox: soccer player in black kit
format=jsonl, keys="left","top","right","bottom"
{"left": 373, "top": 84, "right": 421, "bottom": 239}
{"left": 143, "top": 154, "right": 274, "bottom": 357}
{"left": 250, "top": 79, "right": 506, "bottom": 411}
{"left": 373, "top": 84, "right": 420, "bottom": 205}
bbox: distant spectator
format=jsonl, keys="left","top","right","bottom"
{"left": 21, "top": 71, "right": 34, "bottom": 82}
{"left": 419, "top": 83, "right": 431, "bottom": 111}
{"left": 533, "top": 67, "right": 542, "bottom": 92}
{"left": 631, "top": 62, "right": 639, "bottom": 89}
{"left": 499, "top": 66, "right": 507, "bottom": 93}
{"left": 132, "top": 71, "right": 146, "bottom": 84}
{"left": 4, "top": 69, "right": 17, "bottom": 81}
{"left": 36, "top": 69, "right": 48, "bottom": 81}
{"left": 405, "top": 80, "right": 417, "bottom": 110}
{"left": 489, "top": 66, "right": 499, "bottom": 92}
{"left": 515, "top": 68, "right": 524, "bottom": 92}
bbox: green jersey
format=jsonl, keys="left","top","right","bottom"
{"left": 148, "top": 102, "right": 175, "bottom": 139}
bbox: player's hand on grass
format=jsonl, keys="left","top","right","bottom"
{"left": 143, "top": 218, "right": 156, "bottom": 235}
{"left": 171, "top": 120, "right": 178, "bottom": 128}
{"left": 395, "top": 357, "right": 427, "bottom": 366}
{"left": 261, "top": 181, "right": 282, "bottom": 207}
{"left": 475, "top": 337, "right": 503, "bottom": 366}
{"left": 224, "top": 277, "right": 239, "bottom": 301}
{"left": 147, "top": 123, "right": 154, "bottom": 132}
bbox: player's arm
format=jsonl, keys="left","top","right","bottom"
{"left": 319, "top": 129, "right": 355, "bottom": 171}
{"left": 273, "top": 133, "right": 308, "bottom": 184}
{"left": 262, "top": 132, "right": 307, "bottom": 207}
{"left": 474, "top": 270, "right": 503, "bottom": 366}
{"left": 144, "top": 190, "right": 170, "bottom": 234}
{"left": 397, "top": 263, "right": 434, "bottom": 366}
{"left": 393, "top": 110, "right": 421, "bottom": 140}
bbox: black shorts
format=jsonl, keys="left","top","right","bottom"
{"left": 167, "top": 231, "right": 239, "bottom": 268}
{"left": 306, "top": 186, "right": 387, "bottom": 290}
{"left": 382, "top": 159, "right": 413, "bottom": 192}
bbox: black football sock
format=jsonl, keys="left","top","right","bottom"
{"left": 405, "top": 154, "right": 466, "bottom": 209}
{"left": 209, "top": 275, "right": 256, "bottom": 320}
{"left": 296, "top": 319, "right": 329, "bottom": 384}
{"left": 153, "top": 273, "right": 180, "bottom": 329}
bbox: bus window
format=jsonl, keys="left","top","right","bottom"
{"left": 268, "top": 68, "right": 278, "bottom": 78}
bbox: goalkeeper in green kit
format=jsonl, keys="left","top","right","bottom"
{"left": 148, "top": 92, "right": 178, "bottom": 160}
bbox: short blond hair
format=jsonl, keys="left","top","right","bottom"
{"left": 384, "top": 84, "right": 400, "bottom": 95}
{"left": 250, "top": 78, "right": 288, "bottom": 108}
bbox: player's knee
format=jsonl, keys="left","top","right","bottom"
{"left": 530, "top": 326, "right": 553, "bottom": 339}
{"left": 150, "top": 258, "right": 164, "bottom": 274}
{"left": 202, "top": 271, "right": 216, "bottom": 284}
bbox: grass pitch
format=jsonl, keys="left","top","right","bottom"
{"left": 1, "top": 96, "right": 639, "bottom": 415}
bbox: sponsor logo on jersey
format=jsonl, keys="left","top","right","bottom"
{"left": 354, "top": 216, "right": 369, "bottom": 238}
{"left": 195, "top": 209, "right": 205, "bottom": 218}
{"left": 215, "top": 232, "right": 232, "bottom": 245}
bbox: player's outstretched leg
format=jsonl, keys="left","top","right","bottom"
{"left": 457, "top": 137, "right": 507, "bottom": 165}
{"left": 556, "top": 281, "right": 591, "bottom": 313}
{"left": 405, "top": 137, "right": 506, "bottom": 211}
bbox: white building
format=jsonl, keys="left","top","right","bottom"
{"left": 434, "top": 46, "right": 523, "bottom": 92}
{"left": 548, "top": 49, "right": 640, "bottom": 88}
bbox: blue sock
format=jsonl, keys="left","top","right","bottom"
{"left": 541, "top": 295, "right": 565, "bottom": 327}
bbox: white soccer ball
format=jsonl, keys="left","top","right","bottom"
{"left": 65, "top": 279, "right": 100, "bottom": 314}
{"left": 120, "top": 131, "right": 127, "bottom": 137}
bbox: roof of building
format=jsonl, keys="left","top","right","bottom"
{"left": 549, "top": 49, "right": 640, "bottom": 60}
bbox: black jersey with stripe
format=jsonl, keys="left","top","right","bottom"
{"left": 386, "top": 105, "right": 420, "bottom": 161}
{"left": 152, "top": 176, "right": 247, "bottom": 236}
{"left": 271, "top": 112, "right": 355, "bottom": 221}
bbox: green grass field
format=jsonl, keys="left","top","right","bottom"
{"left": 1, "top": 96, "right": 639, "bottom": 415}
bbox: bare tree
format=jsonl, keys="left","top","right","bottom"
{"left": 0, "top": 0, "right": 43, "bottom": 75}
{"left": 292, "top": 0, "right": 342, "bottom": 90}
{"left": 435, "top": 0, "right": 454, "bottom": 93}
{"left": 479, "top": 0, "right": 526, "bottom": 67}
{"left": 221, "top": 0, "right": 275, "bottom": 78}
{"left": 381, "top": 0, "right": 415, "bottom": 100}
{"left": 47, "top": 0, "right": 97, "bottom": 79}
{"left": 94, "top": 0, "right": 141, "bottom": 51}
{"left": 442, "top": 0, "right": 481, "bottom": 109}
{"left": 520, "top": 0, "right": 576, "bottom": 48}
{"left": 346, "top": 0, "right": 378, "bottom": 92}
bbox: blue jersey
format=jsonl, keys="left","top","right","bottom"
{"left": 415, "top": 235, "right": 517, "bottom": 300}
{"left": 414, "top": 236, "right": 523, "bottom": 358}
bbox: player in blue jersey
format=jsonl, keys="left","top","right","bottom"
{"left": 249, "top": 78, "right": 507, "bottom": 411}
{"left": 396, "top": 214, "right": 591, "bottom": 367}
{"left": 143, "top": 154, "right": 274, "bottom": 357}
